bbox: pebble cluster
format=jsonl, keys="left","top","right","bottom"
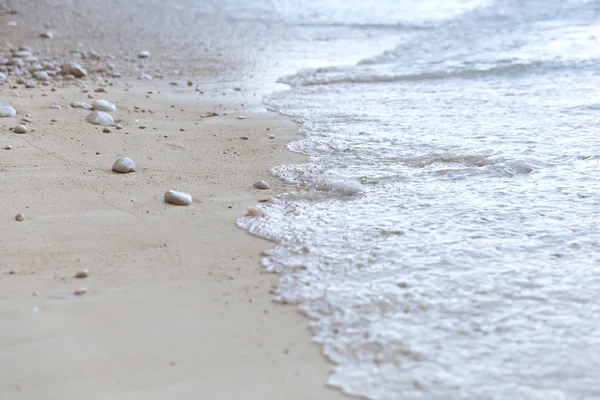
{"left": 2, "top": 42, "right": 277, "bottom": 300}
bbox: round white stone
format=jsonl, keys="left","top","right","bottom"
{"left": 164, "top": 190, "right": 192, "bottom": 206}
{"left": 138, "top": 50, "right": 150, "bottom": 58}
{"left": 92, "top": 99, "right": 116, "bottom": 112}
{"left": 70, "top": 101, "right": 92, "bottom": 110}
{"left": 0, "top": 104, "right": 16, "bottom": 117}
{"left": 62, "top": 62, "right": 87, "bottom": 78}
{"left": 112, "top": 157, "right": 136, "bottom": 173}
{"left": 253, "top": 180, "right": 271, "bottom": 190}
{"left": 85, "top": 111, "right": 114, "bottom": 126}
{"left": 13, "top": 124, "right": 27, "bottom": 134}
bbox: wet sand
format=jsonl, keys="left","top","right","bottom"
{"left": 0, "top": 2, "right": 348, "bottom": 400}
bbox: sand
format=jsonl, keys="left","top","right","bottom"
{"left": 0, "top": 2, "right": 349, "bottom": 399}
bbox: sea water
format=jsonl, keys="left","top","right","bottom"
{"left": 236, "top": 0, "right": 600, "bottom": 398}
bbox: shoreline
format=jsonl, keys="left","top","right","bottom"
{"left": 0, "top": 77, "right": 347, "bottom": 399}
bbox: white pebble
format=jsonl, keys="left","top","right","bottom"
{"left": 164, "top": 190, "right": 192, "bottom": 206}
{"left": 0, "top": 104, "right": 16, "bottom": 117}
{"left": 0, "top": 72, "right": 6, "bottom": 81}
{"left": 73, "top": 287, "right": 88, "bottom": 296}
{"left": 33, "top": 71, "right": 50, "bottom": 81}
{"left": 62, "top": 62, "right": 87, "bottom": 78}
{"left": 24, "top": 80, "right": 36, "bottom": 88}
{"left": 40, "top": 30, "right": 54, "bottom": 39}
{"left": 74, "top": 269, "right": 88, "bottom": 279}
{"left": 15, "top": 213, "right": 24, "bottom": 221}
{"left": 13, "top": 124, "right": 27, "bottom": 134}
{"left": 269, "top": 134, "right": 276, "bottom": 139}
{"left": 112, "top": 157, "right": 136, "bottom": 173}
{"left": 70, "top": 101, "right": 92, "bottom": 110}
{"left": 138, "top": 50, "right": 150, "bottom": 58}
{"left": 14, "top": 50, "right": 32, "bottom": 58}
{"left": 92, "top": 99, "right": 116, "bottom": 112}
{"left": 85, "top": 111, "right": 114, "bottom": 126}
{"left": 5, "top": 145, "right": 12, "bottom": 150}
{"left": 49, "top": 104, "right": 61, "bottom": 110}
{"left": 253, "top": 180, "right": 271, "bottom": 190}
{"left": 139, "top": 74, "right": 152, "bottom": 80}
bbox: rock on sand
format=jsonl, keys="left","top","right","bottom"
{"left": 0, "top": 104, "right": 16, "bottom": 117}
{"left": 92, "top": 99, "right": 116, "bottom": 112}
{"left": 85, "top": 111, "right": 114, "bottom": 126}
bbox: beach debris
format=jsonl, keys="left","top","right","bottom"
{"left": 71, "top": 101, "right": 92, "bottom": 110}
{"left": 61, "top": 62, "right": 87, "bottom": 78}
{"left": 85, "top": 111, "right": 114, "bottom": 126}
{"left": 5, "top": 145, "right": 12, "bottom": 150}
{"left": 112, "top": 157, "right": 136, "bottom": 173}
{"left": 138, "top": 50, "right": 150, "bottom": 59}
{"left": 0, "top": 104, "right": 16, "bottom": 117}
{"left": 15, "top": 213, "right": 24, "bottom": 221}
{"left": 103, "top": 127, "right": 112, "bottom": 133}
{"left": 92, "top": 99, "right": 116, "bottom": 112}
{"left": 74, "top": 269, "right": 88, "bottom": 279}
{"left": 73, "top": 287, "right": 88, "bottom": 296}
{"left": 164, "top": 190, "right": 192, "bottom": 206}
{"left": 13, "top": 124, "right": 27, "bottom": 134}
{"left": 49, "top": 103, "right": 61, "bottom": 109}
{"left": 253, "top": 180, "right": 271, "bottom": 190}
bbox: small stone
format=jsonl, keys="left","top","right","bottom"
{"left": 187, "top": 81, "right": 193, "bottom": 86}
{"left": 164, "top": 190, "right": 192, "bottom": 206}
{"left": 40, "top": 30, "right": 54, "bottom": 39}
{"left": 92, "top": 99, "right": 116, "bottom": 112}
{"left": 62, "top": 62, "right": 87, "bottom": 78}
{"left": 138, "top": 50, "right": 150, "bottom": 58}
{"left": 0, "top": 104, "right": 16, "bottom": 117}
{"left": 15, "top": 213, "right": 24, "bottom": 221}
{"left": 63, "top": 74, "right": 75, "bottom": 80}
{"left": 139, "top": 74, "right": 152, "bottom": 80}
{"left": 70, "top": 101, "right": 92, "bottom": 110}
{"left": 103, "top": 127, "right": 112, "bottom": 133}
{"left": 269, "top": 134, "right": 275, "bottom": 139}
{"left": 94, "top": 87, "right": 107, "bottom": 93}
{"left": 139, "top": 125, "right": 146, "bottom": 129}
{"left": 13, "top": 124, "right": 27, "bottom": 134}
{"left": 253, "top": 180, "right": 271, "bottom": 190}
{"left": 33, "top": 71, "right": 50, "bottom": 81}
{"left": 49, "top": 103, "right": 61, "bottom": 109}
{"left": 112, "top": 157, "right": 136, "bottom": 173}
{"left": 14, "top": 50, "right": 32, "bottom": 58}
{"left": 24, "top": 80, "right": 36, "bottom": 88}
{"left": 9, "top": 268, "right": 16, "bottom": 275}
{"left": 74, "top": 287, "right": 88, "bottom": 296}
{"left": 74, "top": 269, "right": 89, "bottom": 279}
{"left": 240, "top": 136, "right": 249, "bottom": 140}
{"left": 179, "top": 128, "right": 185, "bottom": 131}
{"left": 115, "top": 123, "right": 123, "bottom": 130}
{"left": 237, "top": 116, "right": 245, "bottom": 119}
{"left": 5, "top": 145, "right": 12, "bottom": 150}
{"left": 85, "top": 111, "right": 114, "bottom": 126}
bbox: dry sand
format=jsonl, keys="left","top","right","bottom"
{"left": 0, "top": 2, "right": 349, "bottom": 399}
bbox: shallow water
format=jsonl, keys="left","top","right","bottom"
{"left": 236, "top": 0, "right": 600, "bottom": 399}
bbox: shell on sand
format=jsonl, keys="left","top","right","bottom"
{"left": 85, "top": 111, "right": 114, "bottom": 126}
{"left": 112, "top": 157, "right": 136, "bottom": 173}
{"left": 0, "top": 104, "right": 16, "bottom": 117}
{"left": 92, "top": 99, "right": 117, "bottom": 112}
{"left": 164, "top": 190, "right": 192, "bottom": 206}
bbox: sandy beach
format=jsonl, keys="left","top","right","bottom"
{"left": 0, "top": 2, "right": 348, "bottom": 400}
